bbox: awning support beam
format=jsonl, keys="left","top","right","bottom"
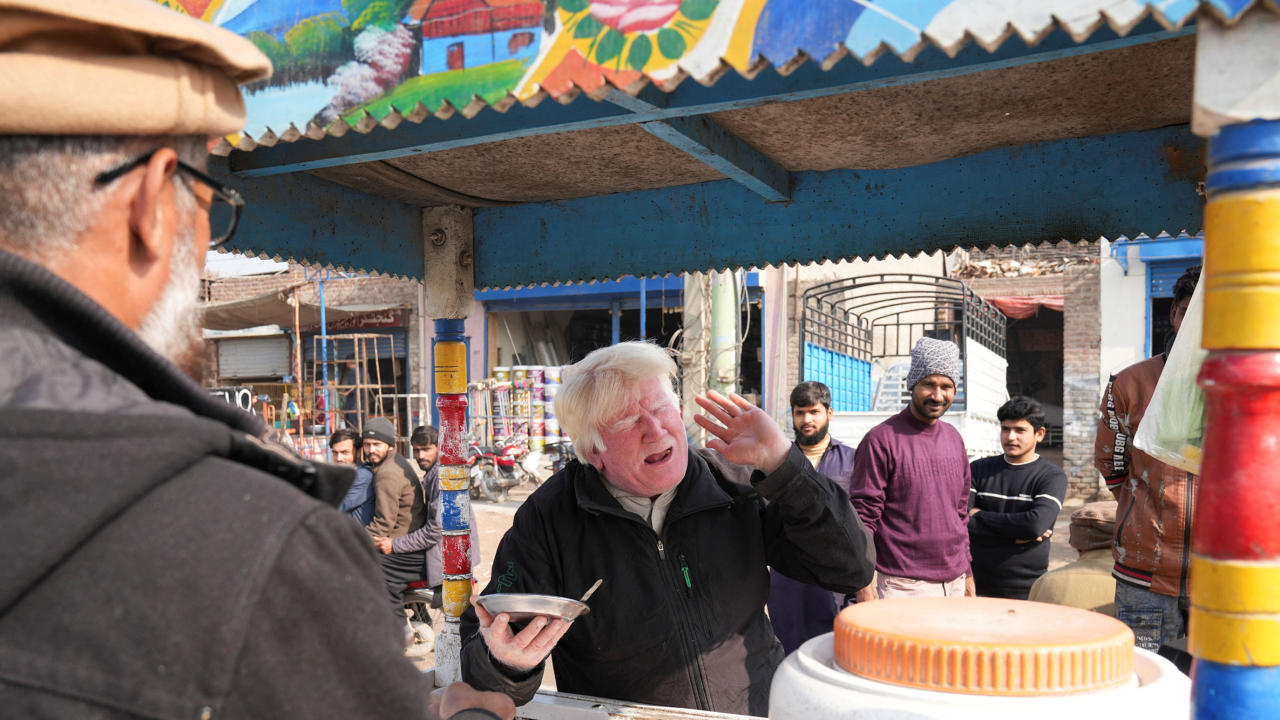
{"left": 616, "top": 87, "right": 790, "bottom": 203}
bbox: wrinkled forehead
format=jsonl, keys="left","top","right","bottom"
{"left": 603, "top": 376, "right": 677, "bottom": 423}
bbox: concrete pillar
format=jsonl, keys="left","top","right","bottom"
{"left": 681, "top": 272, "right": 710, "bottom": 445}
{"left": 709, "top": 270, "right": 738, "bottom": 395}
{"left": 422, "top": 206, "right": 475, "bottom": 686}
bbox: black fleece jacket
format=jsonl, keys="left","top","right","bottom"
{"left": 460, "top": 446, "right": 874, "bottom": 716}
{"left": 0, "top": 250, "right": 437, "bottom": 718}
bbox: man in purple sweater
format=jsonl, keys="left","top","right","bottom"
{"left": 850, "top": 337, "right": 974, "bottom": 601}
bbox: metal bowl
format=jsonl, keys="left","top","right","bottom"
{"left": 474, "top": 593, "right": 591, "bottom": 623}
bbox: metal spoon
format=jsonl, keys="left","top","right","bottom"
{"left": 579, "top": 579, "right": 603, "bottom": 604}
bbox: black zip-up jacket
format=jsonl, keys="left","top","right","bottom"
{"left": 0, "top": 251, "right": 438, "bottom": 717}
{"left": 460, "top": 446, "right": 874, "bottom": 716}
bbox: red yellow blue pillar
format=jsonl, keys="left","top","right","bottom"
{"left": 433, "top": 318, "right": 471, "bottom": 686}
{"left": 1191, "top": 119, "right": 1280, "bottom": 718}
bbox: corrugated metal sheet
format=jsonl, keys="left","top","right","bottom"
{"left": 209, "top": 1, "right": 1274, "bottom": 154}
{"left": 1149, "top": 258, "right": 1201, "bottom": 298}
{"left": 217, "top": 336, "right": 291, "bottom": 379}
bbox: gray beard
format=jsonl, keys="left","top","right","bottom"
{"left": 137, "top": 226, "right": 206, "bottom": 382}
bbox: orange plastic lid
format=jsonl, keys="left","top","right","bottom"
{"left": 833, "top": 597, "right": 1134, "bottom": 696}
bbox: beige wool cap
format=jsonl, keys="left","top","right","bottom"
{"left": 0, "top": 0, "right": 271, "bottom": 136}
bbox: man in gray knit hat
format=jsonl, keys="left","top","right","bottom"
{"left": 850, "top": 336, "right": 976, "bottom": 601}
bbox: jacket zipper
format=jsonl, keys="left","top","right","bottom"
{"left": 656, "top": 539, "right": 712, "bottom": 710}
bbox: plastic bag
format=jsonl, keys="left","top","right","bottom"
{"left": 1134, "top": 268, "right": 1207, "bottom": 474}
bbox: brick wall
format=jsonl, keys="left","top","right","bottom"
{"left": 206, "top": 263, "right": 418, "bottom": 308}
{"left": 965, "top": 275, "right": 1065, "bottom": 298}
{"left": 1063, "top": 264, "right": 1105, "bottom": 499}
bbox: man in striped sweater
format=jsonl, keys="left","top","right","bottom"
{"left": 968, "top": 397, "right": 1067, "bottom": 600}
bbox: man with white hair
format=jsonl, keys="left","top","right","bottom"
{"left": 459, "top": 341, "right": 874, "bottom": 715}
{"left": 0, "top": 2, "right": 512, "bottom": 717}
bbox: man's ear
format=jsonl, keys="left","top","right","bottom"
{"left": 584, "top": 448, "right": 604, "bottom": 471}
{"left": 128, "top": 148, "right": 180, "bottom": 262}
{"left": 1034, "top": 425, "right": 1047, "bottom": 443}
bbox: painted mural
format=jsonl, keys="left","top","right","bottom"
{"left": 159, "top": 0, "right": 1251, "bottom": 143}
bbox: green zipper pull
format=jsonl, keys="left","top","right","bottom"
{"left": 679, "top": 553, "right": 692, "bottom": 597}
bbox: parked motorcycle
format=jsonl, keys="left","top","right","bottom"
{"left": 467, "top": 437, "right": 540, "bottom": 503}
{"left": 544, "top": 439, "right": 576, "bottom": 475}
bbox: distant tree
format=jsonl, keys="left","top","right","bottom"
{"left": 247, "top": 31, "right": 292, "bottom": 70}
{"left": 352, "top": 1, "right": 399, "bottom": 33}
{"left": 285, "top": 12, "right": 350, "bottom": 70}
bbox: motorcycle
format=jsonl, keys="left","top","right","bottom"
{"left": 544, "top": 439, "right": 576, "bottom": 475}
{"left": 467, "top": 436, "right": 541, "bottom": 503}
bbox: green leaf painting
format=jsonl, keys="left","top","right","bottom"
{"left": 657, "top": 27, "right": 686, "bottom": 59}
{"left": 680, "top": 0, "right": 717, "bottom": 21}
{"left": 574, "top": 15, "right": 603, "bottom": 39}
{"left": 560, "top": 0, "right": 588, "bottom": 12}
{"left": 596, "top": 28, "right": 626, "bottom": 62}
{"left": 627, "top": 34, "right": 652, "bottom": 71}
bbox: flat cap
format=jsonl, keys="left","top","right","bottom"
{"left": 0, "top": 0, "right": 271, "bottom": 136}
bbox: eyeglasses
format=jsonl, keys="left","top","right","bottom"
{"left": 94, "top": 149, "right": 245, "bottom": 249}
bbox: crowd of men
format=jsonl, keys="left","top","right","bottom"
{"left": 0, "top": 0, "right": 1201, "bottom": 714}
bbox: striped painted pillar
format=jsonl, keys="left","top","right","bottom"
{"left": 432, "top": 318, "right": 472, "bottom": 686}
{"left": 1191, "top": 119, "right": 1280, "bottom": 718}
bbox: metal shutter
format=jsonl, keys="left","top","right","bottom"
{"left": 217, "top": 336, "right": 290, "bottom": 379}
{"left": 1149, "top": 260, "right": 1199, "bottom": 299}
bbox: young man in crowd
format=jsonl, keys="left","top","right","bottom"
{"left": 363, "top": 417, "right": 427, "bottom": 552}
{"left": 968, "top": 396, "right": 1068, "bottom": 599}
{"left": 767, "top": 381, "right": 871, "bottom": 653}
{"left": 331, "top": 427, "right": 375, "bottom": 525}
{"left": 850, "top": 337, "right": 973, "bottom": 600}
{"left": 1095, "top": 266, "right": 1201, "bottom": 651}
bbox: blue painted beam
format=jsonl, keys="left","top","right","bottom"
{"left": 209, "top": 156, "right": 422, "bottom": 277}
{"left": 228, "top": 19, "right": 1193, "bottom": 177}
{"left": 639, "top": 116, "right": 791, "bottom": 202}
{"left": 470, "top": 125, "right": 1205, "bottom": 289}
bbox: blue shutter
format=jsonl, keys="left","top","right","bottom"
{"left": 1148, "top": 260, "right": 1198, "bottom": 299}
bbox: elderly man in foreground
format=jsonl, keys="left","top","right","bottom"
{"left": 0, "top": 1, "right": 513, "bottom": 716}
{"left": 460, "top": 342, "right": 874, "bottom": 715}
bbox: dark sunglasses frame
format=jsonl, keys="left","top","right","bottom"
{"left": 94, "top": 149, "right": 245, "bottom": 249}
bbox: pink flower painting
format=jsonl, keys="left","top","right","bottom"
{"left": 589, "top": 0, "right": 682, "bottom": 34}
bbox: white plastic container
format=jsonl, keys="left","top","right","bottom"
{"left": 769, "top": 598, "right": 1190, "bottom": 720}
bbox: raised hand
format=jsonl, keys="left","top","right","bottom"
{"left": 693, "top": 390, "right": 791, "bottom": 474}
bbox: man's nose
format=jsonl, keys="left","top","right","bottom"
{"left": 638, "top": 412, "right": 663, "bottom": 435}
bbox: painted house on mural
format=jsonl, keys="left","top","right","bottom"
{"left": 407, "top": 0, "right": 542, "bottom": 75}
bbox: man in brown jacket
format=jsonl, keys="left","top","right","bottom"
{"left": 363, "top": 417, "right": 426, "bottom": 541}
{"left": 1094, "top": 266, "right": 1199, "bottom": 651}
